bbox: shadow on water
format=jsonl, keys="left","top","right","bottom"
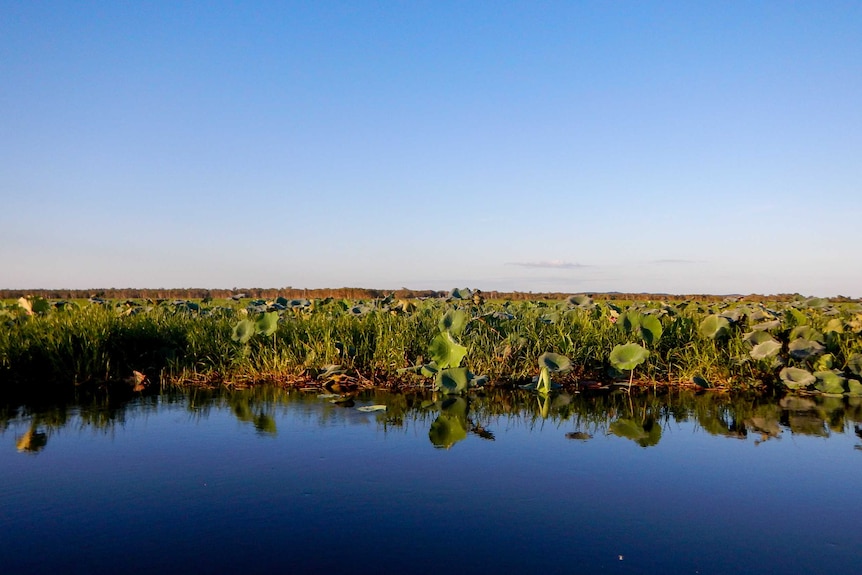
{"left": 3, "top": 385, "right": 862, "bottom": 453}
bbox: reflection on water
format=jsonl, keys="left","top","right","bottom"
{"left": 3, "top": 386, "right": 862, "bottom": 453}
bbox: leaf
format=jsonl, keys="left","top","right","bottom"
{"left": 744, "top": 330, "right": 776, "bottom": 347}
{"left": 231, "top": 319, "right": 255, "bottom": 344}
{"left": 435, "top": 367, "right": 471, "bottom": 393}
{"left": 750, "top": 339, "right": 782, "bottom": 360}
{"left": 439, "top": 309, "right": 468, "bottom": 336}
{"left": 638, "top": 314, "right": 663, "bottom": 345}
{"left": 538, "top": 352, "right": 571, "bottom": 373}
{"left": 812, "top": 354, "right": 834, "bottom": 372}
{"left": 356, "top": 405, "right": 387, "bottom": 412}
{"left": 813, "top": 371, "right": 846, "bottom": 395}
{"left": 699, "top": 315, "right": 731, "bottom": 340}
{"left": 428, "top": 332, "right": 468, "bottom": 369}
{"left": 609, "top": 343, "right": 649, "bottom": 372}
{"left": 788, "top": 338, "right": 825, "bottom": 361}
{"left": 255, "top": 311, "right": 279, "bottom": 336}
{"left": 846, "top": 379, "right": 862, "bottom": 397}
{"left": 847, "top": 353, "right": 862, "bottom": 377}
{"left": 779, "top": 367, "right": 816, "bottom": 390}
{"left": 751, "top": 320, "right": 782, "bottom": 331}
{"left": 789, "top": 325, "right": 823, "bottom": 342}
{"left": 824, "top": 318, "right": 844, "bottom": 334}
{"left": 567, "top": 294, "right": 594, "bottom": 309}
{"left": 31, "top": 298, "right": 52, "bottom": 314}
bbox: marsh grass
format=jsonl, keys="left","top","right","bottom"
{"left": 1, "top": 296, "right": 861, "bottom": 394}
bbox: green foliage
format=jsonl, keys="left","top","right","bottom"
{"left": 610, "top": 343, "right": 649, "bottom": 372}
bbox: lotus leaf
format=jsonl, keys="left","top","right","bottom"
{"left": 428, "top": 333, "right": 467, "bottom": 369}
{"left": 847, "top": 353, "right": 862, "bottom": 377}
{"left": 750, "top": 340, "right": 782, "bottom": 360}
{"left": 813, "top": 354, "right": 834, "bottom": 372}
{"left": 449, "top": 287, "right": 472, "bottom": 300}
{"left": 751, "top": 320, "right": 781, "bottom": 331}
{"left": 790, "top": 325, "right": 823, "bottom": 342}
{"left": 609, "top": 343, "right": 649, "bottom": 372}
{"left": 439, "top": 309, "right": 468, "bottom": 335}
{"left": 847, "top": 379, "right": 862, "bottom": 397}
{"left": 785, "top": 308, "right": 808, "bottom": 326}
{"left": 779, "top": 367, "right": 816, "bottom": 390}
{"left": 435, "top": 367, "right": 471, "bottom": 393}
{"left": 356, "top": 405, "right": 387, "bottom": 412}
{"left": 567, "top": 294, "right": 594, "bottom": 308}
{"left": 255, "top": 311, "right": 279, "bottom": 336}
{"left": 699, "top": 315, "right": 731, "bottom": 340}
{"left": 788, "top": 338, "right": 825, "bottom": 361}
{"left": 813, "top": 371, "right": 846, "bottom": 395}
{"left": 638, "top": 314, "right": 663, "bottom": 345}
{"left": 824, "top": 318, "right": 844, "bottom": 334}
{"left": 744, "top": 330, "right": 775, "bottom": 346}
{"left": 693, "top": 376, "right": 712, "bottom": 388}
{"left": 538, "top": 352, "right": 571, "bottom": 373}
{"left": 231, "top": 319, "right": 255, "bottom": 344}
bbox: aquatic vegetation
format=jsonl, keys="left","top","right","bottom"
{"left": 1, "top": 292, "right": 860, "bottom": 396}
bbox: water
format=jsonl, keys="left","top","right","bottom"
{"left": 1, "top": 387, "right": 861, "bottom": 574}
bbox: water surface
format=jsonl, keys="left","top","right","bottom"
{"left": 2, "top": 387, "right": 861, "bottom": 574}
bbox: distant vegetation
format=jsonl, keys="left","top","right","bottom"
{"left": 2, "top": 289, "right": 861, "bottom": 398}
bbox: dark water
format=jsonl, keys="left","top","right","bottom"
{"left": 1, "top": 387, "right": 861, "bottom": 574}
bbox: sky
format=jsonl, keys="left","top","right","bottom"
{"left": 1, "top": 1, "right": 860, "bottom": 296}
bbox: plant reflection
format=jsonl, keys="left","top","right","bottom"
{"left": 3, "top": 386, "right": 862, "bottom": 453}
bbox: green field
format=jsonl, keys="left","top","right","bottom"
{"left": 2, "top": 290, "right": 861, "bottom": 396}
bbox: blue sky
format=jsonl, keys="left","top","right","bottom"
{"left": 2, "top": 1, "right": 860, "bottom": 296}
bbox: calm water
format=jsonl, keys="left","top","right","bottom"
{"left": 1, "top": 387, "right": 861, "bottom": 574}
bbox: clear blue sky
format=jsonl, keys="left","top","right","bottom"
{"left": 2, "top": 1, "right": 860, "bottom": 296}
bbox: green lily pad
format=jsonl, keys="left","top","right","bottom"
{"left": 699, "top": 315, "right": 731, "bottom": 340}
{"left": 435, "top": 367, "right": 471, "bottom": 393}
{"left": 439, "top": 309, "right": 468, "bottom": 336}
{"left": 788, "top": 338, "right": 825, "bottom": 361}
{"left": 750, "top": 339, "right": 782, "bottom": 360}
{"left": 538, "top": 352, "right": 572, "bottom": 373}
{"left": 744, "top": 330, "right": 776, "bottom": 347}
{"left": 847, "top": 353, "right": 862, "bottom": 377}
{"left": 609, "top": 343, "right": 649, "bottom": 372}
{"left": 813, "top": 371, "right": 846, "bottom": 395}
{"left": 231, "top": 319, "right": 255, "bottom": 344}
{"left": 779, "top": 367, "right": 816, "bottom": 390}
{"left": 428, "top": 332, "right": 467, "bottom": 369}
{"left": 255, "top": 311, "right": 279, "bottom": 336}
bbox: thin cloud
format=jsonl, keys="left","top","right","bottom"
{"left": 651, "top": 259, "right": 705, "bottom": 265}
{"left": 507, "top": 260, "right": 593, "bottom": 269}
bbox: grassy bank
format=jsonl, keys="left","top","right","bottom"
{"left": 1, "top": 291, "right": 861, "bottom": 395}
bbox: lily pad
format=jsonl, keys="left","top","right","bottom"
{"left": 435, "top": 367, "right": 471, "bottom": 393}
{"left": 356, "top": 405, "right": 387, "bottom": 412}
{"left": 538, "top": 352, "right": 572, "bottom": 373}
{"left": 813, "top": 371, "right": 846, "bottom": 395}
{"left": 788, "top": 338, "right": 825, "bottom": 361}
{"left": 609, "top": 343, "right": 649, "bottom": 372}
{"left": 699, "top": 315, "right": 731, "bottom": 340}
{"left": 744, "top": 330, "right": 776, "bottom": 346}
{"left": 439, "top": 309, "right": 468, "bottom": 336}
{"left": 428, "top": 332, "right": 467, "bottom": 369}
{"left": 779, "top": 367, "right": 816, "bottom": 390}
{"left": 231, "top": 319, "right": 255, "bottom": 344}
{"left": 255, "top": 311, "right": 279, "bottom": 336}
{"left": 750, "top": 339, "right": 782, "bottom": 360}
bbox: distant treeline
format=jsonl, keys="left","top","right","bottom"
{"left": 1, "top": 287, "right": 856, "bottom": 303}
